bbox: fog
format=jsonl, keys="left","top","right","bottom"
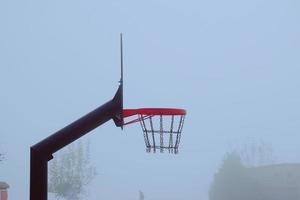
{"left": 1, "top": 0, "right": 300, "bottom": 200}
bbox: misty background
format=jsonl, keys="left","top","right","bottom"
{"left": 1, "top": 0, "right": 300, "bottom": 199}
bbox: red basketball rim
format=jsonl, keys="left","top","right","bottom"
{"left": 123, "top": 108, "right": 186, "bottom": 117}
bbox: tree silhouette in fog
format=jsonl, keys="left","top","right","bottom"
{"left": 210, "top": 150, "right": 300, "bottom": 200}
{"left": 48, "top": 141, "right": 96, "bottom": 200}
{"left": 209, "top": 152, "right": 263, "bottom": 200}
{"left": 139, "top": 190, "right": 145, "bottom": 200}
{"left": 236, "top": 139, "right": 276, "bottom": 167}
{"left": 0, "top": 145, "right": 4, "bottom": 162}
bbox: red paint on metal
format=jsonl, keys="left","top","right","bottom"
{"left": 1, "top": 190, "right": 8, "bottom": 200}
{"left": 123, "top": 108, "right": 186, "bottom": 117}
{"left": 122, "top": 108, "right": 186, "bottom": 126}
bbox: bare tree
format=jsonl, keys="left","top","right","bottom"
{"left": 236, "top": 139, "right": 276, "bottom": 167}
{"left": 48, "top": 141, "right": 96, "bottom": 200}
{"left": 228, "top": 138, "right": 276, "bottom": 167}
{"left": 0, "top": 146, "right": 4, "bottom": 162}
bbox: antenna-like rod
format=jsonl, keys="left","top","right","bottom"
{"left": 120, "top": 33, "right": 123, "bottom": 85}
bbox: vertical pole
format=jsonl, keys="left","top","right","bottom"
{"left": 120, "top": 33, "right": 123, "bottom": 85}
{"left": 30, "top": 149, "right": 48, "bottom": 200}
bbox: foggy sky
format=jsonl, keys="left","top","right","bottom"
{"left": 1, "top": 0, "right": 300, "bottom": 199}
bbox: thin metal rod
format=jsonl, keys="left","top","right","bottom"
{"left": 149, "top": 116, "right": 156, "bottom": 152}
{"left": 175, "top": 115, "right": 184, "bottom": 148}
{"left": 176, "top": 115, "right": 185, "bottom": 147}
{"left": 142, "top": 130, "right": 181, "bottom": 134}
{"left": 120, "top": 33, "right": 123, "bottom": 84}
{"left": 139, "top": 114, "right": 150, "bottom": 148}
{"left": 159, "top": 115, "right": 164, "bottom": 153}
{"left": 169, "top": 115, "right": 174, "bottom": 148}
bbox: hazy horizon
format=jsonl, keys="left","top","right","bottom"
{"left": 1, "top": 0, "right": 300, "bottom": 199}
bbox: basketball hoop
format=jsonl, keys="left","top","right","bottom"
{"left": 122, "top": 108, "right": 186, "bottom": 154}
{"left": 29, "top": 34, "right": 188, "bottom": 200}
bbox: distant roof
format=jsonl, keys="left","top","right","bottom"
{"left": 248, "top": 163, "right": 300, "bottom": 187}
{"left": 0, "top": 182, "right": 9, "bottom": 189}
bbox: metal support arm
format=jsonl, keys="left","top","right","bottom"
{"left": 30, "top": 85, "right": 122, "bottom": 200}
